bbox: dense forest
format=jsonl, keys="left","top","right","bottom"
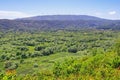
{"left": 0, "top": 29, "right": 120, "bottom": 80}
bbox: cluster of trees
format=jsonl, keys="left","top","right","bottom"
{"left": 1, "top": 43, "right": 120, "bottom": 79}
{"left": 0, "top": 30, "right": 120, "bottom": 79}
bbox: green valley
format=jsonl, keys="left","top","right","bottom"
{"left": 0, "top": 29, "right": 120, "bottom": 79}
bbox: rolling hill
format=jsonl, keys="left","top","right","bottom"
{"left": 19, "top": 15, "right": 106, "bottom": 21}
{"left": 0, "top": 15, "right": 120, "bottom": 31}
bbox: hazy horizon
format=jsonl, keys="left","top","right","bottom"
{"left": 0, "top": 0, "right": 120, "bottom": 20}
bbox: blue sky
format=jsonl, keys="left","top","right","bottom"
{"left": 0, "top": 0, "right": 120, "bottom": 19}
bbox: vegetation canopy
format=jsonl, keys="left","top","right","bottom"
{"left": 0, "top": 29, "right": 120, "bottom": 79}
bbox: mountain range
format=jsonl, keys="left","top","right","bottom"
{"left": 0, "top": 15, "right": 120, "bottom": 31}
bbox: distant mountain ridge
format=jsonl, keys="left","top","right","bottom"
{"left": 18, "top": 15, "right": 106, "bottom": 21}
{"left": 0, "top": 15, "right": 120, "bottom": 31}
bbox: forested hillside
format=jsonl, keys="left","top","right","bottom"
{"left": 0, "top": 15, "right": 120, "bottom": 31}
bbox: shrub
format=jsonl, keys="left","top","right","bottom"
{"left": 112, "top": 56, "right": 120, "bottom": 68}
{"left": 16, "top": 51, "right": 22, "bottom": 56}
{"left": 34, "top": 46, "right": 45, "bottom": 51}
{"left": 20, "top": 59, "right": 24, "bottom": 64}
{"left": 41, "top": 48, "right": 54, "bottom": 56}
{"left": 4, "top": 61, "right": 18, "bottom": 70}
{"left": 31, "top": 52, "right": 41, "bottom": 57}
{"left": 68, "top": 47, "right": 77, "bottom": 53}
{"left": 23, "top": 41, "right": 36, "bottom": 46}
{"left": 17, "top": 46, "right": 28, "bottom": 51}
{"left": 53, "top": 57, "right": 81, "bottom": 77}
{"left": 115, "top": 40, "right": 120, "bottom": 56}
{"left": 4, "top": 61, "right": 12, "bottom": 69}
{"left": 33, "top": 63, "right": 39, "bottom": 68}
{"left": 1, "top": 54, "right": 7, "bottom": 60}
{"left": 21, "top": 53, "right": 27, "bottom": 59}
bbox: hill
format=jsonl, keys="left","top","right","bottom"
{"left": 0, "top": 15, "right": 120, "bottom": 31}
{"left": 19, "top": 15, "right": 105, "bottom": 21}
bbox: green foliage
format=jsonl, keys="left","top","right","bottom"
{"left": 112, "top": 56, "right": 120, "bottom": 68}
{"left": 17, "top": 46, "right": 28, "bottom": 51}
{"left": 0, "top": 30, "right": 120, "bottom": 79}
{"left": 33, "top": 63, "right": 39, "bottom": 68}
{"left": 34, "top": 46, "right": 45, "bottom": 51}
{"left": 41, "top": 47, "right": 54, "bottom": 56}
{"left": 4, "top": 61, "right": 18, "bottom": 70}
{"left": 68, "top": 46, "right": 77, "bottom": 53}
{"left": 23, "top": 41, "right": 36, "bottom": 46}
{"left": 21, "top": 53, "right": 27, "bottom": 59}
{"left": 1, "top": 54, "right": 7, "bottom": 60}
{"left": 52, "top": 53, "right": 120, "bottom": 79}
{"left": 53, "top": 57, "right": 81, "bottom": 77}
{"left": 115, "top": 40, "right": 120, "bottom": 56}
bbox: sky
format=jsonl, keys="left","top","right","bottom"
{"left": 0, "top": 0, "right": 120, "bottom": 20}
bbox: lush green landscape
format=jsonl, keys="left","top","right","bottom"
{"left": 0, "top": 29, "right": 120, "bottom": 80}
{"left": 0, "top": 0, "right": 120, "bottom": 79}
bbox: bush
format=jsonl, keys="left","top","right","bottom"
{"left": 16, "top": 51, "right": 22, "bottom": 56}
{"left": 68, "top": 47, "right": 77, "bottom": 53}
{"left": 34, "top": 46, "right": 45, "bottom": 51}
{"left": 23, "top": 41, "right": 36, "bottom": 46}
{"left": 17, "top": 46, "right": 28, "bottom": 51}
{"left": 4, "top": 61, "right": 18, "bottom": 70}
{"left": 115, "top": 40, "right": 120, "bottom": 56}
{"left": 20, "top": 59, "right": 24, "bottom": 64}
{"left": 41, "top": 48, "right": 54, "bottom": 56}
{"left": 4, "top": 61, "right": 12, "bottom": 69}
{"left": 21, "top": 53, "right": 27, "bottom": 59}
{"left": 1, "top": 54, "right": 7, "bottom": 60}
{"left": 31, "top": 52, "right": 42, "bottom": 57}
{"left": 112, "top": 56, "right": 120, "bottom": 68}
{"left": 53, "top": 57, "right": 81, "bottom": 77}
{"left": 33, "top": 63, "right": 39, "bottom": 68}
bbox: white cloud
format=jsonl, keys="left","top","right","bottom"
{"left": 108, "top": 11, "right": 116, "bottom": 15}
{"left": 90, "top": 11, "right": 120, "bottom": 20}
{"left": 0, "top": 10, "right": 32, "bottom": 19}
